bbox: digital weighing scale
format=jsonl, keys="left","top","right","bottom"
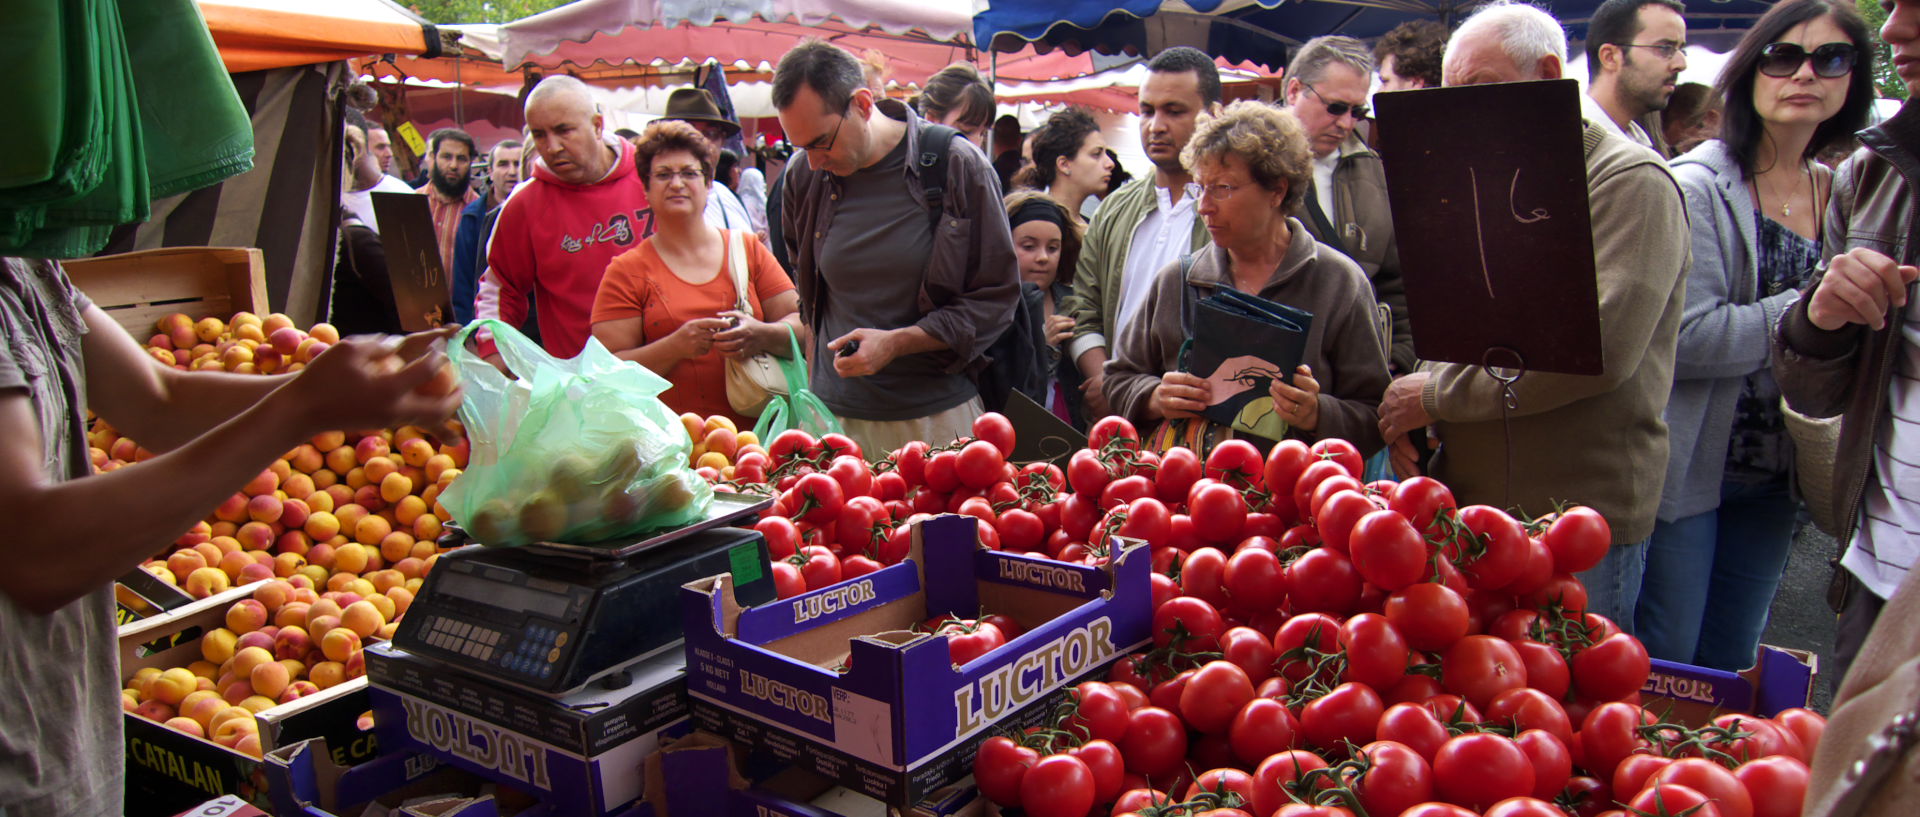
{"left": 393, "top": 493, "right": 775, "bottom": 695}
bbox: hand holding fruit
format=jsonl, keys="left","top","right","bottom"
{"left": 1149, "top": 371, "right": 1210, "bottom": 420}
{"left": 286, "top": 331, "right": 461, "bottom": 438}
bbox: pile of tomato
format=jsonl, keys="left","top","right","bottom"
{"left": 713, "top": 415, "right": 1825, "bottom": 817}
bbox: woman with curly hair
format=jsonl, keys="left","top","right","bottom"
{"left": 1104, "top": 101, "right": 1390, "bottom": 453}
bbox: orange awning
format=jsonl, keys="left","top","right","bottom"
{"left": 200, "top": 0, "right": 436, "bottom": 73}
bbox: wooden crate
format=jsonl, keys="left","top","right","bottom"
{"left": 63, "top": 247, "right": 269, "bottom": 339}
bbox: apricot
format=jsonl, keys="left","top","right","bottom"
{"left": 364, "top": 593, "right": 398, "bottom": 623}
{"left": 308, "top": 323, "right": 340, "bottom": 344}
{"left": 213, "top": 493, "right": 250, "bottom": 524}
{"left": 702, "top": 427, "right": 739, "bottom": 461}
{"left": 413, "top": 514, "right": 444, "bottom": 544}
{"left": 129, "top": 667, "right": 164, "bottom": 697}
{"left": 237, "top": 561, "right": 274, "bottom": 585}
{"left": 350, "top": 517, "right": 390, "bottom": 550}
{"left": 273, "top": 602, "right": 310, "bottom": 629}
{"left": 142, "top": 564, "right": 176, "bottom": 588}
{"left": 213, "top": 713, "right": 260, "bottom": 747}
{"left": 272, "top": 551, "right": 307, "bottom": 577}
{"left": 250, "top": 580, "right": 292, "bottom": 612}
{"left": 352, "top": 485, "right": 386, "bottom": 513}
{"left": 278, "top": 681, "right": 319, "bottom": 704}
{"left": 162, "top": 716, "right": 206, "bottom": 738}
{"left": 133, "top": 700, "right": 176, "bottom": 722}
{"left": 198, "top": 628, "right": 238, "bottom": 664}
{"left": 188, "top": 661, "right": 221, "bottom": 680}
{"left": 194, "top": 317, "right": 225, "bottom": 343}
{"left": 303, "top": 510, "right": 340, "bottom": 542}
{"left": 320, "top": 627, "right": 362, "bottom": 663}
{"left": 208, "top": 522, "right": 238, "bottom": 540}
{"left": 217, "top": 550, "right": 254, "bottom": 581}
{"left": 334, "top": 503, "right": 368, "bottom": 534}
{"left": 273, "top": 625, "right": 312, "bottom": 660}
{"left": 355, "top": 436, "right": 390, "bottom": 465}
{"left": 378, "top": 474, "right": 413, "bottom": 507}
{"left": 152, "top": 667, "right": 198, "bottom": 706}
{"left": 696, "top": 451, "right": 730, "bottom": 471}
{"left": 306, "top": 483, "right": 337, "bottom": 508}
{"left": 250, "top": 661, "right": 291, "bottom": 699}
{"left": 166, "top": 549, "right": 210, "bottom": 580}
{"left": 278, "top": 497, "right": 311, "bottom": 531}
{"left": 266, "top": 326, "right": 303, "bottom": 357}
{"left": 367, "top": 568, "right": 406, "bottom": 594}
{"left": 195, "top": 542, "right": 229, "bottom": 564}
{"left": 377, "top": 532, "right": 415, "bottom": 564}
{"left": 235, "top": 522, "right": 276, "bottom": 552}
{"left": 519, "top": 491, "right": 568, "bottom": 542}
{"left": 345, "top": 578, "right": 377, "bottom": 599}
{"left": 308, "top": 614, "right": 342, "bottom": 645}
{"left": 207, "top": 706, "right": 254, "bottom": 736}
{"left": 363, "top": 456, "right": 400, "bottom": 485}
{"left": 181, "top": 692, "right": 226, "bottom": 728}
{"left": 235, "top": 733, "right": 264, "bottom": 759}
{"left": 185, "top": 567, "right": 231, "bottom": 599}
{"left": 309, "top": 661, "right": 347, "bottom": 689}
{"left": 296, "top": 564, "right": 329, "bottom": 587}
{"left": 225, "top": 599, "right": 269, "bottom": 633}
{"left": 340, "top": 601, "right": 385, "bottom": 639}
{"left": 123, "top": 691, "right": 140, "bottom": 711}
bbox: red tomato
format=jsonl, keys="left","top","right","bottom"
{"left": 1112, "top": 788, "right": 1176, "bottom": 817}
{"left": 1229, "top": 697, "right": 1300, "bottom": 765}
{"left": 1152, "top": 596, "right": 1226, "bottom": 652}
{"left": 1433, "top": 733, "right": 1536, "bottom": 810}
{"left": 1309, "top": 475, "right": 1368, "bottom": 521}
{"left": 972, "top": 736, "right": 1037, "bottom": 807}
{"left": 996, "top": 508, "right": 1045, "bottom": 552}
{"left": 1581, "top": 702, "right": 1657, "bottom": 785}
{"left": 840, "top": 554, "right": 883, "bottom": 578}
{"left": 1223, "top": 547, "right": 1287, "bottom": 618}
{"left": 1156, "top": 446, "right": 1204, "bottom": 505}
{"left": 1771, "top": 708, "right": 1826, "bottom": 757}
{"left": 1442, "top": 635, "right": 1529, "bottom": 709}
{"left": 1544, "top": 506, "right": 1611, "bottom": 574}
{"left": 951, "top": 440, "right": 1003, "bottom": 491}
{"left": 1352, "top": 740, "right": 1436, "bottom": 817}
{"left": 1089, "top": 416, "right": 1141, "bottom": 453}
{"left": 1262, "top": 440, "right": 1315, "bottom": 522}
{"left": 1218, "top": 626, "right": 1277, "bottom": 683}
{"left": 770, "top": 561, "right": 805, "bottom": 599}
{"left": 1377, "top": 702, "right": 1451, "bottom": 761}
{"left": 1389, "top": 476, "right": 1457, "bottom": 534}
{"left": 767, "top": 429, "right": 819, "bottom": 468}
{"left": 1180, "top": 547, "right": 1231, "bottom": 608}
{"left": 1384, "top": 582, "right": 1470, "bottom": 652}
{"left": 1062, "top": 681, "right": 1132, "bottom": 744}
{"left": 1513, "top": 640, "right": 1572, "bottom": 700}
{"left": 1060, "top": 493, "right": 1100, "bottom": 543}
{"left": 1311, "top": 438, "right": 1366, "bottom": 478}
{"left": 1626, "top": 783, "right": 1722, "bottom": 817}
{"left": 1315, "top": 489, "right": 1377, "bottom": 554}
{"left": 1650, "top": 758, "right": 1753, "bottom": 817}
{"left": 1272, "top": 612, "right": 1345, "bottom": 683}
{"left": 1070, "top": 739, "right": 1126, "bottom": 805}
{"left": 1181, "top": 661, "right": 1256, "bottom": 734}
{"left": 1185, "top": 768, "right": 1268, "bottom": 817}
{"left": 1205, "top": 439, "right": 1266, "bottom": 490}
{"left": 1273, "top": 806, "right": 1355, "bottom": 817}
{"left": 1484, "top": 797, "right": 1569, "bottom": 817}
{"left": 1020, "top": 754, "right": 1095, "bottom": 817}
{"left": 1190, "top": 483, "right": 1249, "bottom": 544}
{"left": 937, "top": 619, "right": 1006, "bottom": 665}
{"left": 1119, "top": 707, "right": 1189, "bottom": 777}
{"left": 871, "top": 470, "right": 907, "bottom": 501}
{"left": 890, "top": 440, "right": 929, "bottom": 486}
{"left": 1102, "top": 475, "right": 1156, "bottom": 510}
{"left": 956, "top": 496, "right": 997, "bottom": 527}
{"left": 1285, "top": 547, "right": 1363, "bottom": 615}
{"left": 1253, "top": 750, "right": 1333, "bottom": 808}
{"left": 1513, "top": 729, "right": 1573, "bottom": 800}
{"left": 1561, "top": 776, "right": 1614, "bottom": 817}
{"left": 792, "top": 545, "right": 842, "bottom": 590}
{"left": 971, "top": 412, "right": 1016, "bottom": 458}
{"left": 924, "top": 451, "right": 961, "bottom": 493}
{"left": 1292, "top": 460, "right": 1351, "bottom": 519}
{"left": 1731, "top": 756, "right": 1808, "bottom": 817}
{"left": 1349, "top": 509, "right": 1429, "bottom": 591}
{"left": 1572, "top": 633, "right": 1651, "bottom": 702}
{"left": 1520, "top": 573, "right": 1591, "bottom": 613}
{"left": 1300, "top": 681, "right": 1384, "bottom": 752}
{"left": 1486, "top": 688, "right": 1574, "bottom": 747}
{"left": 790, "top": 473, "right": 846, "bottom": 525}
{"left": 1400, "top": 805, "right": 1478, "bottom": 817}
{"left": 1504, "top": 536, "right": 1557, "bottom": 596}
{"left": 1340, "top": 613, "right": 1411, "bottom": 690}
{"left": 757, "top": 516, "right": 801, "bottom": 560}
{"left": 814, "top": 432, "right": 860, "bottom": 461}
{"left": 1451, "top": 505, "right": 1530, "bottom": 590}
{"left": 1117, "top": 497, "right": 1173, "bottom": 546}
{"left": 823, "top": 455, "right": 873, "bottom": 501}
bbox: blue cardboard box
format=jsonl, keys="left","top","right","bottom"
{"left": 680, "top": 514, "right": 1151, "bottom": 807}
{"left": 1640, "top": 644, "right": 1817, "bottom": 724}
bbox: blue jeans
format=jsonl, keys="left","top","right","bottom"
{"left": 1575, "top": 536, "right": 1649, "bottom": 636}
{"left": 1634, "top": 477, "right": 1798, "bottom": 671}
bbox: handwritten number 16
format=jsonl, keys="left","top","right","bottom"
{"left": 1468, "top": 167, "right": 1552, "bottom": 299}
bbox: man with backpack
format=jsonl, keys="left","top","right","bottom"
{"left": 773, "top": 41, "right": 1020, "bottom": 454}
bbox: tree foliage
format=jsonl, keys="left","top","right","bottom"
{"left": 1859, "top": 0, "right": 1908, "bottom": 99}
{"left": 409, "top": 0, "right": 572, "bottom": 25}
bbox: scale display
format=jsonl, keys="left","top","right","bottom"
{"left": 394, "top": 525, "right": 773, "bottom": 694}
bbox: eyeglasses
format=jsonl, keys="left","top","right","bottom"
{"left": 650, "top": 168, "right": 706, "bottom": 186}
{"left": 1620, "top": 42, "right": 1687, "bottom": 60}
{"left": 1197, "top": 182, "right": 1247, "bottom": 202}
{"left": 805, "top": 111, "right": 848, "bottom": 153}
{"left": 1302, "top": 82, "right": 1369, "bottom": 120}
{"left": 1759, "top": 42, "right": 1858, "bottom": 78}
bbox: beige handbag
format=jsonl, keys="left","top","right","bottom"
{"left": 722, "top": 229, "right": 788, "bottom": 416}
{"left": 1783, "top": 397, "right": 1842, "bottom": 536}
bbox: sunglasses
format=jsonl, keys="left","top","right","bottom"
{"left": 1759, "top": 42, "right": 1858, "bottom": 78}
{"left": 1303, "top": 82, "right": 1369, "bottom": 120}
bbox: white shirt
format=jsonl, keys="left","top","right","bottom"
{"left": 1580, "top": 92, "right": 1655, "bottom": 150}
{"left": 340, "top": 175, "right": 417, "bottom": 234}
{"left": 737, "top": 168, "right": 769, "bottom": 234}
{"left": 705, "top": 182, "right": 754, "bottom": 232}
{"left": 1115, "top": 183, "right": 1201, "bottom": 338}
{"left": 1848, "top": 303, "right": 1920, "bottom": 599}
{"left": 1311, "top": 152, "right": 1339, "bottom": 221}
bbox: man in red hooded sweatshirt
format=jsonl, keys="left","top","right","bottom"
{"left": 476, "top": 75, "right": 654, "bottom": 357}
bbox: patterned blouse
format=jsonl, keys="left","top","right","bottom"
{"left": 1725, "top": 213, "right": 1823, "bottom": 480}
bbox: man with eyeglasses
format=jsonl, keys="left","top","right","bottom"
{"left": 1584, "top": 0, "right": 1690, "bottom": 153}
{"left": 772, "top": 41, "right": 1018, "bottom": 455}
{"left": 1377, "top": 0, "right": 1690, "bottom": 634}
{"left": 1282, "top": 36, "right": 1414, "bottom": 376}
{"left": 475, "top": 75, "right": 655, "bottom": 357}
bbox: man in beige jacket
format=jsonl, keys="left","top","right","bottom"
{"left": 1376, "top": 0, "right": 1690, "bottom": 632}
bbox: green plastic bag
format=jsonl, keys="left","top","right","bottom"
{"left": 752, "top": 324, "right": 844, "bottom": 443}
{"left": 440, "top": 319, "right": 713, "bottom": 546}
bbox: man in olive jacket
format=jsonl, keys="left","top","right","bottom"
{"left": 1377, "top": 2, "right": 1690, "bottom": 633}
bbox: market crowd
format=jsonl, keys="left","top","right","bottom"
{"left": 351, "top": 0, "right": 1920, "bottom": 691}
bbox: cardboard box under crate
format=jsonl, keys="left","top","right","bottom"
{"left": 119, "top": 582, "right": 377, "bottom": 816}
{"left": 681, "top": 514, "right": 1152, "bottom": 808}
{"left": 64, "top": 246, "right": 268, "bottom": 337}
{"left": 1639, "top": 644, "right": 1817, "bottom": 726}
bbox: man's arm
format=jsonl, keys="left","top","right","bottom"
{"left": 1773, "top": 159, "right": 1882, "bottom": 419}
{"left": 909, "top": 141, "right": 1019, "bottom": 372}
{"left": 2, "top": 331, "right": 460, "bottom": 614}
{"left": 82, "top": 307, "right": 289, "bottom": 453}
{"left": 1424, "top": 164, "right": 1690, "bottom": 423}
{"left": 485, "top": 201, "right": 536, "bottom": 327}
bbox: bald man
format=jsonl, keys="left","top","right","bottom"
{"left": 475, "top": 76, "right": 655, "bottom": 356}
{"left": 1374, "top": 0, "right": 1688, "bottom": 632}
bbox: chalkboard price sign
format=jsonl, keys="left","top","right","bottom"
{"left": 370, "top": 191, "right": 455, "bottom": 332}
{"left": 1372, "top": 79, "right": 1604, "bottom": 376}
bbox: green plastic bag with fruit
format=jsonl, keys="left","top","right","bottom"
{"left": 751, "top": 324, "right": 844, "bottom": 443}
{"left": 439, "top": 320, "right": 712, "bottom": 546}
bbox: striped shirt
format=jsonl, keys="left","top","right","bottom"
{"left": 1848, "top": 304, "right": 1920, "bottom": 598}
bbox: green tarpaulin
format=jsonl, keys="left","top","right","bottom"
{"left": 0, "top": 0, "right": 255, "bottom": 258}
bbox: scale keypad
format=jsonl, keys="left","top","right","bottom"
{"left": 422, "top": 614, "right": 568, "bottom": 681}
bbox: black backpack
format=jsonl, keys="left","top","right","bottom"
{"left": 917, "top": 124, "right": 1045, "bottom": 413}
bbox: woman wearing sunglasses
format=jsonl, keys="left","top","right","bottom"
{"left": 1640, "top": 0, "right": 1875, "bottom": 670}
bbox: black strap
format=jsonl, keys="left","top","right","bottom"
{"left": 919, "top": 123, "right": 961, "bottom": 230}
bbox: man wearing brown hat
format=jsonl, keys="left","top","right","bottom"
{"left": 661, "top": 87, "right": 755, "bottom": 232}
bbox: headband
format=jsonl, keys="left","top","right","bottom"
{"left": 1009, "top": 198, "right": 1069, "bottom": 232}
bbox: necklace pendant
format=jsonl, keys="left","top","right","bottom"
{"left": 1783, "top": 201, "right": 1791, "bottom": 217}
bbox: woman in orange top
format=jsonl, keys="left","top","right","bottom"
{"left": 591, "top": 121, "right": 799, "bottom": 425}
